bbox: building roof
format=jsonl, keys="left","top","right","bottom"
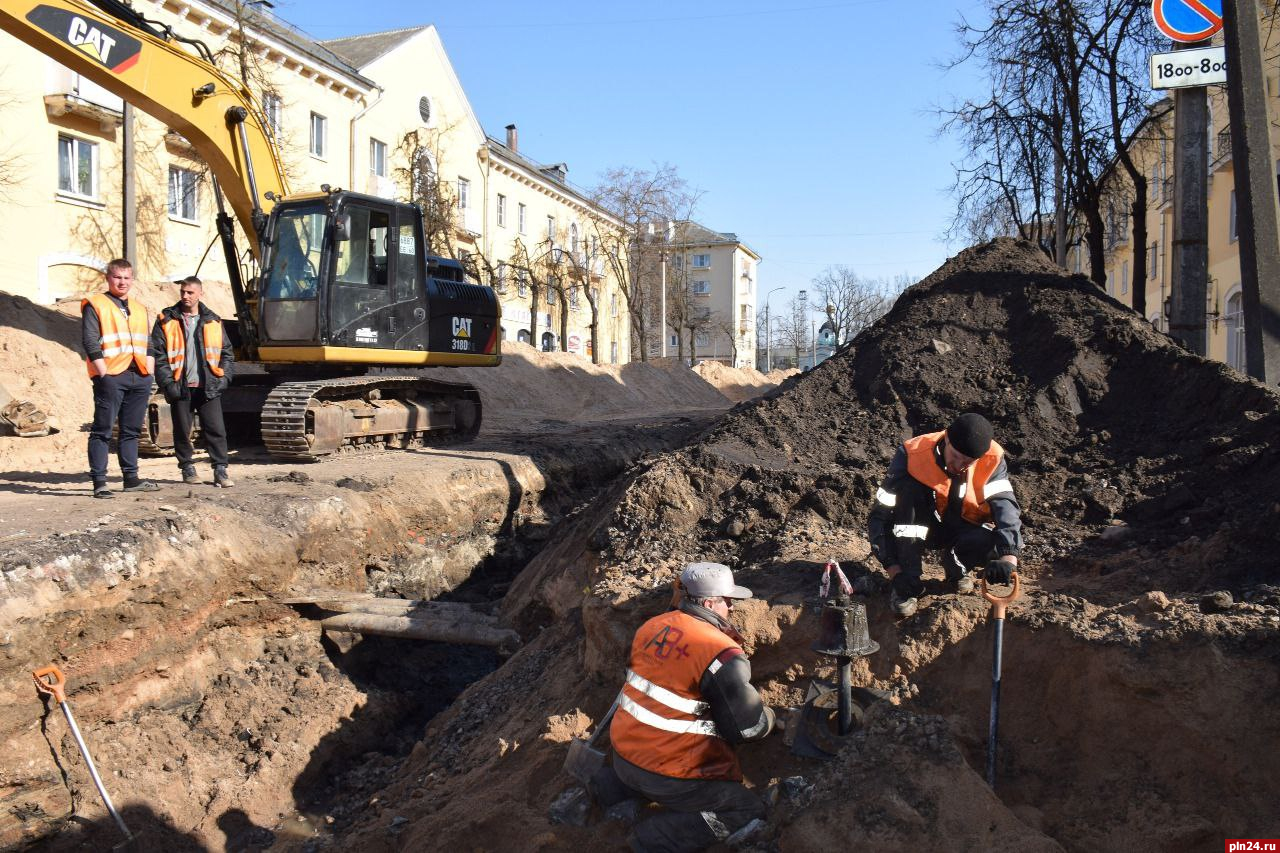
{"left": 199, "top": 0, "right": 376, "bottom": 88}
{"left": 669, "top": 220, "right": 760, "bottom": 259}
{"left": 321, "top": 26, "right": 429, "bottom": 68}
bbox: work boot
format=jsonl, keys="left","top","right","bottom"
{"left": 181, "top": 465, "right": 200, "bottom": 485}
{"left": 92, "top": 481, "right": 114, "bottom": 499}
{"left": 889, "top": 588, "right": 918, "bottom": 618}
{"left": 214, "top": 467, "right": 234, "bottom": 488}
{"left": 122, "top": 477, "right": 160, "bottom": 492}
{"left": 954, "top": 571, "right": 975, "bottom": 595}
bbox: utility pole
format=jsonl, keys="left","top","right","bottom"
{"left": 1223, "top": 0, "right": 1280, "bottom": 383}
{"left": 1168, "top": 40, "right": 1210, "bottom": 356}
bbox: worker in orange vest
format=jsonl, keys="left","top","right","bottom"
{"left": 590, "top": 562, "right": 774, "bottom": 852}
{"left": 149, "top": 276, "right": 235, "bottom": 487}
{"left": 863, "top": 412, "right": 1023, "bottom": 617}
{"left": 81, "top": 258, "right": 159, "bottom": 498}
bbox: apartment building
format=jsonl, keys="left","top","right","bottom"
{"left": 0, "top": 0, "right": 630, "bottom": 362}
{"left": 653, "top": 220, "right": 759, "bottom": 368}
{"left": 1085, "top": 72, "right": 1280, "bottom": 373}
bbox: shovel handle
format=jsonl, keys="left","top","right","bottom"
{"left": 32, "top": 666, "right": 68, "bottom": 703}
{"left": 980, "top": 572, "right": 1021, "bottom": 620}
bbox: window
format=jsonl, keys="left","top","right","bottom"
{"left": 333, "top": 205, "right": 390, "bottom": 287}
{"left": 370, "top": 138, "right": 387, "bottom": 177}
{"left": 458, "top": 177, "right": 470, "bottom": 211}
{"left": 1149, "top": 242, "right": 1159, "bottom": 279}
{"left": 495, "top": 262, "right": 507, "bottom": 292}
{"left": 547, "top": 215, "right": 556, "bottom": 241}
{"left": 1230, "top": 190, "right": 1238, "bottom": 241}
{"left": 569, "top": 287, "right": 579, "bottom": 310}
{"left": 1106, "top": 271, "right": 1113, "bottom": 296}
{"left": 517, "top": 271, "right": 528, "bottom": 297}
{"left": 1121, "top": 261, "right": 1129, "bottom": 295}
{"left": 610, "top": 292, "right": 619, "bottom": 317}
{"left": 692, "top": 280, "right": 711, "bottom": 295}
{"left": 547, "top": 283, "right": 557, "bottom": 305}
{"left": 518, "top": 203, "right": 527, "bottom": 234}
{"left": 309, "top": 112, "right": 327, "bottom": 158}
{"left": 570, "top": 223, "right": 578, "bottom": 256}
{"left": 692, "top": 253, "right": 711, "bottom": 268}
{"left": 669, "top": 334, "right": 678, "bottom": 348}
{"left": 497, "top": 194, "right": 507, "bottom": 227}
{"left": 1224, "top": 289, "right": 1245, "bottom": 370}
{"left": 263, "top": 92, "right": 282, "bottom": 139}
{"left": 168, "top": 166, "right": 200, "bottom": 221}
{"left": 57, "top": 135, "right": 96, "bottom": 199}
{"left": 695, "top": 331, "right": 711, "bottom": 347}
{"left": 610, "top": 341, "right": 618, "bottom": 364}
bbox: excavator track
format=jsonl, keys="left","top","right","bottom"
{"left": 260, "top": 375, "right": 481, "bottom": 462}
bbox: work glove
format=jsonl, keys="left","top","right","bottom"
{"left": 985, "top": 558, "right": 1016, "bottom": 585}
{"left": 161, "top": 382, "right": 182, "bottom": 404}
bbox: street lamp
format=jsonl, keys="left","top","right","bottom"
{"left": 764, "top": 285, "right": 784, "bottom": 372}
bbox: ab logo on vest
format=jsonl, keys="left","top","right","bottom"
{"left": 644, "top": 625, "right": 690, "bottom": 660}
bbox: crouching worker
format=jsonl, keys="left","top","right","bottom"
{"left": 149, "top": 276, "right": 235, "bottom": 487}
{"left": 864, "top": 412, "right": 1022, "bottom": 617}
{"left": 590, "top": 562, "right": 775, "bottom": 853}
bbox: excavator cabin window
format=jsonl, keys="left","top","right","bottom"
{"left": 330, "top": 203, "right": 393, "bottom": 347}
{"left": 260, "top": 204, "right": 325, "bottom": 342}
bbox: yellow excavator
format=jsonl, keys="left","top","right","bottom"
{"left": 0, "top": 0, "right": 502, "bottom": 460}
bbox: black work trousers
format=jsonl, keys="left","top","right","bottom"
{"left": 88, "top": 369, "right": 151, "bottom": 483}
{"left": 171, "top": 386, "right": 229, "bottom": 470}
{"left": 890, "top": 477, "right": 998, "bottom": 599}
{"left": 590, "top": 755, "right": 764, "bottom": 853}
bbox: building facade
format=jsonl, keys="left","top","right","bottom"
{"left": 0, "top": 0, "right": 630, "bottom": 362}
{"left": 649, "top": 220, "right": 759, "bottom": 368}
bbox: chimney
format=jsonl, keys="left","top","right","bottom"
{"left": 505, "top": 124, "right": 518, "bottom": 152}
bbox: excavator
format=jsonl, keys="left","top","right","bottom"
{"left": 0, "top": 0, "right": 502, "bottom": 460}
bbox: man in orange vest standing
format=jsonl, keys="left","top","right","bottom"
{"left": 149, "top": 276, "right": 235, "bottom": 487}
{"left": 590, "top": 562, "right": 775, "bottom": 853}
{"left": 864, "top": 412, "right": 1022, "bottom": 617}
{"left": 82, "top": 258, "right": 159, "bottom": 498}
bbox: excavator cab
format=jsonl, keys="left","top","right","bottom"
{"left": 257, "top": 190, "right": 501, "bottom": 365}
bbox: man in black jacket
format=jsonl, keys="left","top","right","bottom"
{"left": 149, "top": 277, "right": 235, "bottom": 487}
{"left": 864, "top": 413, "right": 1022, "bottom": 617}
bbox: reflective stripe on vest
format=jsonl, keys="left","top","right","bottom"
{"left": 610, "top": 610, "right": 743, "bottom": 781}
{"left": 83, "top": 293, "right": 149, "bottom": 377}
{"left": 903, "top": 431, "right": 1007, "bottom": 526}
{"left": 161, "top": 315, "right": 226, "bottom": 379}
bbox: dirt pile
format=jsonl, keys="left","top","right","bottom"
{"left": 333, "top": 238, "right": 1280, "bottom": 852}
{"left": 691, "top": 361, "right": 795, "bottom": 403}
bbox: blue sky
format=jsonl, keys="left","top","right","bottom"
{"left": 274, "top": 0, "right": 988, "bottom": 309}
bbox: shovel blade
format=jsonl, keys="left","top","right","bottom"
{"left": 564, "top": 737, "right": 608, "bottom": 785}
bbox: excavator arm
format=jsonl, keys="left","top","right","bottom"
{"left": 0, "top": 0, "right": 287, "bottom": 261}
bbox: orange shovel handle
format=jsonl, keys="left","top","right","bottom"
{"left": 980, "top": 572, "right": 1021, "bottom": 620}
{"left": 32, "top": 665, "right": 68, "bottom": 703}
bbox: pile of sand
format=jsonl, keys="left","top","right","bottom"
{"left": 691, "top": 360, "right": 795, "bottom": 402}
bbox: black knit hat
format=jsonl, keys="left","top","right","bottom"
{"left": 946, "top": 413, "right": 993, "bottom": 458}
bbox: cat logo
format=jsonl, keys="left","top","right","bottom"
{"left": 27, "top": 6, "right": 143, "bottom": 74}
{"left": 451, "top": 317, "right": 472, "bottom": 339}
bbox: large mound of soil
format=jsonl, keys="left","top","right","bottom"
{"left": 692, "top": 360, "right": 796, "bottom": 402}
{"left": 337, "top": 238, "right": 1280, "bottom": 852}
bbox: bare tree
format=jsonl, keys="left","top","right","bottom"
{"left": 811, "top": 265, "right": 901, "bottom": 344}
{"left": 587, "top": 165, "right": 699, "bottom": 361}
{"left": 394, "top": 125, "right": 463, "bottom": 259}
{"left": 713, "top": 311, "right": 740, "bottom": 366}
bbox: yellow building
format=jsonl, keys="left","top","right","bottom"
{"left": 660, "top": 221, "right": 759, "bottom": 368}
{"left": 1084, "top": 71, "right": 1280, "bottom": 373}
{"left": 0, "top": 0, "right": 630, "bottom": 362}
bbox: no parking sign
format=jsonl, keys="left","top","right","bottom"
{"left": 1152, "top": 0, "right": 1223, "bottom": 43}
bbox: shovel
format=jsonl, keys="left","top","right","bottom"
{"left": 32, "top": 665, "right": 134, "bottom": 843}
{"left": 980, "top": 572, "right": 1020, "bottom": 789}
{"left": 564, "top": 695, "right": 620, "bottom": 785}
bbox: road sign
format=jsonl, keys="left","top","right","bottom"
{"left": 1151, "top": 46, "right": 1228, "bottom": 88}
{"left": 1152, "top": 0, "right": 1223, "bottom": 43}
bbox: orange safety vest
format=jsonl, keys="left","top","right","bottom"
{"left": 83, "top": 293, "right": 149, "bottom": 377}
{"left": 611, "top": 610, "right": 743, "bottom": 781}
{"left": 904, "top": 430, "right": 1007, "bottom": 526}
{"left": 161, "top": 315, "right": 225, "bottom": 379}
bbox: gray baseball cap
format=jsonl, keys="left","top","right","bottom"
{"left": 681, "top": 562, "right": 753, "bottom": 600}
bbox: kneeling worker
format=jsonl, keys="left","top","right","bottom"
{"left": 149, "top": 276, "right": 235, "bottom": 487}
{"left": 591, "top": 562, "right": 775, "bottom": 853}
{"left": 865, "top": 412, "right": 1022, "bottom": 617}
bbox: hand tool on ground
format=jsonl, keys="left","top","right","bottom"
{"left": 32, "top": 665, "right": 133, "bottom": 843}
{"left": 564, "top": 694, "right": 621, "bottom": 784}
{"left": 981, "top": 572, "right": 1021, "bottom": 788}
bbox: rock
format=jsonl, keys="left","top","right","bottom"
{"left": 725, "top": 518, "right": 747, "bottom": 538}
{"left": 781, "top": 776, "right": 812, "bottom": 801}
{"left": 547, "top": 786, "right": 592, "bottom": 827}
{"left": 1162, "top": 484, "right": 1198, "bottom": 513}
{"left": 1136, "top": 591, "right": 1171, "bottom": 613}
{"left": 387, "top": 815, "right": 409, "bottom": 836}
{"left": 726, "top": 818, "right": 767, "bottom": 847}
{"left": 930, "top": 339, "right": 953, "bottom": 354}
{"left": 1099, "top": 524, "right": 1132, "bottom": 543}
{"left": 1200, "top": 591, "right": 1233, "bottom": 614}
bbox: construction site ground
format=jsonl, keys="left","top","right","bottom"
{"left": 2, "top": 240, "right": 1279, "bottom": 852}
